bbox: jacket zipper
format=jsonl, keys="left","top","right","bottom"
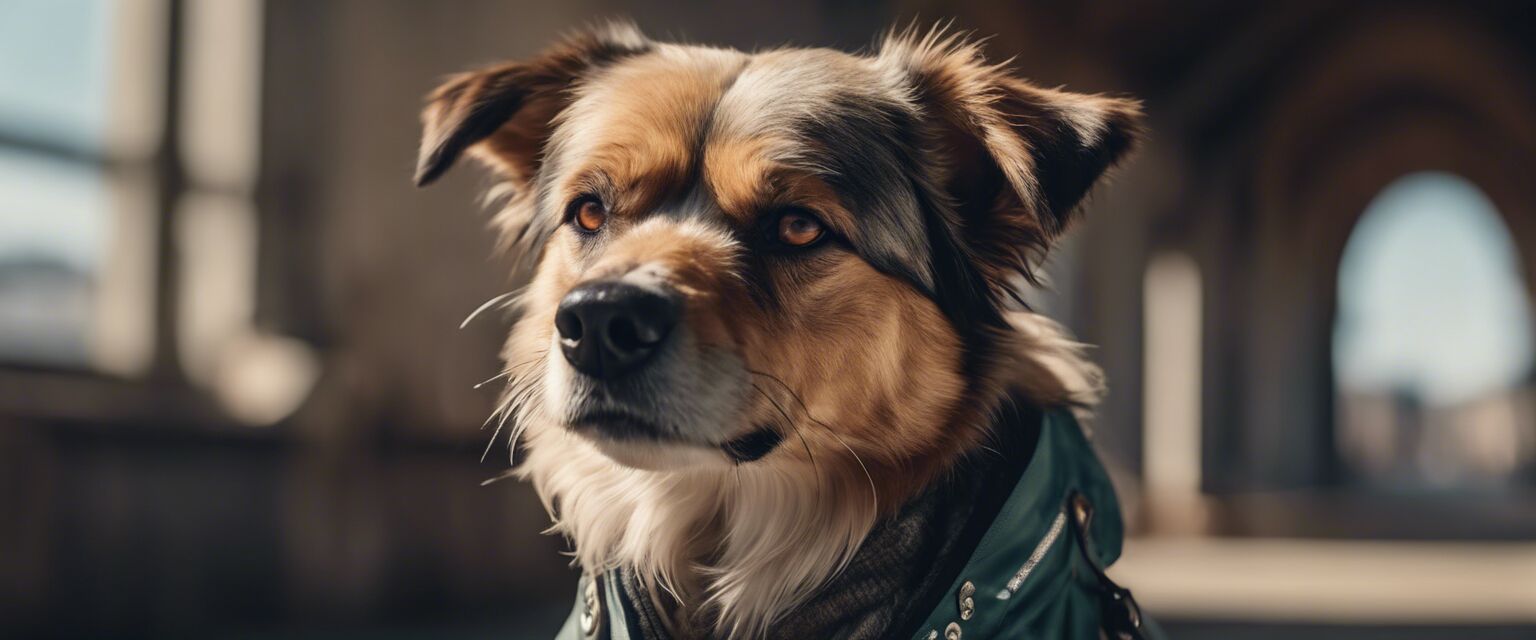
{"left": 995, "top": 506, "right": 1068, "bottom": 600}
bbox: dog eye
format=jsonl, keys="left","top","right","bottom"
{"left": 774, "top": 210, "right": 825, "bottom": 248}
{"left": 569, "top": 196, "right": 607, "bottom": 233}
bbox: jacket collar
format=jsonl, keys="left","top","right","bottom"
{"left": 898, "top": 406, "right": 1128, "bottom": 639}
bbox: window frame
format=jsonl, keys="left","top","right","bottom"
{"left": 0, "top": 0, "right": 265, "bottom": 433}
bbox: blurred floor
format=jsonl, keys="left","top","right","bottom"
{"left": 0, "top": 418, "right": 576, "bottom": 639}
{"left": 1162, "top": 622, "right": 1536, "bottom": 640}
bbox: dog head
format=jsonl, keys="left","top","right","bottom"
{"left": 418, "top": 22, "right": 1140, "bottom": 634}
{"left": 419, "top": 23, "right": 1139, "bottom": 474}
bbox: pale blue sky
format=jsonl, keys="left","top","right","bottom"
{"left": 0, "top": 0, "right": 112, "bottom": 148}
{"left": 1334, "top": 171, "right": 1534, "bottom": 405}
{"left": 0, "top": 0, "right": 112, "bottom": 270}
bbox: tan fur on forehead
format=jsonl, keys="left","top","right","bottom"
{"left": 698, "top": 136, "right": 778, "bottom": 218}
{"left": 548, "top": 45, "right": 746, "bottom": 206}
{"left": 702, "top": 146, "right": 856, "bottom": 233}
{"left": 707, "top": 48, "right": 890, "bottom": 156}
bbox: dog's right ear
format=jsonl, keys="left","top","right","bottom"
{"left": 414, "top": 22, "right": 651, "bottom": 187}
{"left": 878, "top": 26, "right": 1142, "bottom": 302}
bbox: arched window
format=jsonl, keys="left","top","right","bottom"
{"left": 1333, "top": 171, "right": 1536, "bottom": 488}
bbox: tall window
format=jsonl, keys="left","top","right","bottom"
{"left": 1333, "top": 171, "right": 1536, "bottom": 489}
{"left": 0, "top": 0, "right": 161, "bottom": 373}
{"left": 0, "top": 0, "right": 315, "bottom": 425}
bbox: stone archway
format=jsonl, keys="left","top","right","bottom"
{"left": 1233, "top": 11, "right": 1536, "bottom": 491}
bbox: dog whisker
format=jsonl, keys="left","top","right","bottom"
{"left": 459, "top": 290, "right": 520, "bottom": 329}
{"left": 745, "top": 369, "right": 840, "bottom": 437}
{"left": 480, "top": 351, "right": 547, "bottom": 465}
{"left": 825, "top": 427, "right": 878, "bottom": 515}
{"left": 480, "top": 468, "right": 520, "bottom": 486}
{"left": 482, "top": 393, "right": 522, "bottom": 463}
{"left": 504, "top": 387, "right": 543, "bottom": 465}
{"left": 480, "top": 374, "right": 527, "bottom": 447}
{"left": 480, "top": 357, "right": 541, "bottom": 426}
{"left": 747, "top": 371, "right": 875, "bottom": 511}
{"left": 751, "top": 382, "right": 821, "bottom": 498}
{"left": 473, "top": 369, "right": 512, "bottom": 389}
{"left": 497, "top": 381, "right": 543, "bottom": 465}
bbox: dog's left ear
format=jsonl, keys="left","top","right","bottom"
{"left": 880, "top": 29, "right": 1143, "bottom": 290}
{"left": 415, "top": 22, "right": 652, "bottom": 187}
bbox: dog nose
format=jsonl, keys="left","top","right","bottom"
{"left": 555, "top": 281, "right": 680, "bottom": 379}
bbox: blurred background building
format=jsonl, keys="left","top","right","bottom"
{"left": 2, "top": 0, "right": 1535, "bottom": 638}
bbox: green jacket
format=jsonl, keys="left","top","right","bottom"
{"left": 555, "top": 409, "right": 1164, "bottom": 639}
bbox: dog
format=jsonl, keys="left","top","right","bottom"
{"left": 416, "top": 22, "right": 1144, "bottom": 639}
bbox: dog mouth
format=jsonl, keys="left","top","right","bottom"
{"left": 570, "top": 410, "right": 783, "bottom": 463}
{"left": 721, "top": 427, "right": 784, "bottom": 463}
